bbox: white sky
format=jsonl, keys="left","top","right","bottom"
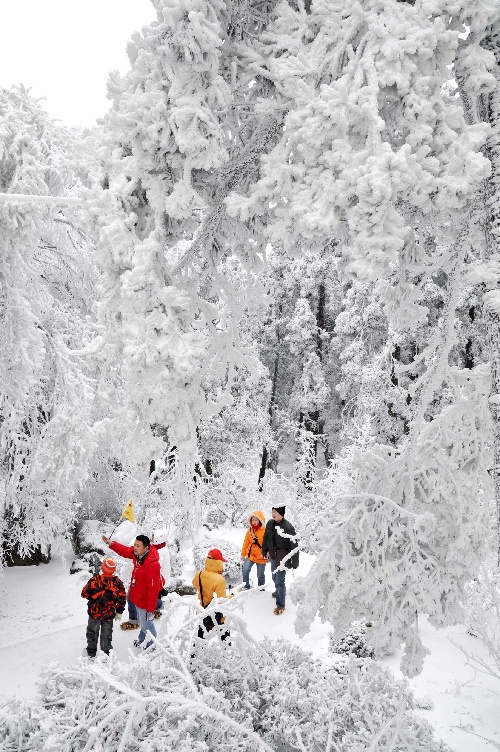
{"left": 0, "top": 0, "right": 155, "bottom": 127}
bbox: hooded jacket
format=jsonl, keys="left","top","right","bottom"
{"left": 241, "top": 510, "right": 267, "bottom": 564}
{"left": 192, "top": 557, "right": 228, "bottom": 607}
{"left": 81, "top": 573, "right": 126, "bottom": 621}
{"left": 109, "top": 541, "right": 162, "bottom": 613}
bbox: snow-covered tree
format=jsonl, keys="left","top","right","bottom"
{"left": 0, "top": 86, "right": 96, "bottom": 563}
{"left": 294, "top": 364, "right": 492, "bottom": 676}
{"left": 85, "top": 0, "right": 283, "bottom": 473}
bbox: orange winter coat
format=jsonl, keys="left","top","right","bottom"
{"left": 192, "top": 557, "right": 229, "bottom": 607}
{"left": 241, "top": 510, "right": 266, "bottom": 564}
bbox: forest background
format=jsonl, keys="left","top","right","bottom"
{"left": 1, "top": 0, "right": 500, "bottom": 750}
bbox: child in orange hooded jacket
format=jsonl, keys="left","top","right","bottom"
{"left": 240, "top": 510, "right": 267, "bottom": 590}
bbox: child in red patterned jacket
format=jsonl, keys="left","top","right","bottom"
{"left": 81, "top": 557, "right": 126, "bottom": 658}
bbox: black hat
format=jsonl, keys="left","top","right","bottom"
{"left": 272, "top": 506, "right": 286, "bottom": 516}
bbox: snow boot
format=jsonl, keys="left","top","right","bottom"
{"left": 273, "top": 606, "right": 285, "bottom": 615}
{"left": 120, "top": 621, "right": 140, "bottom": 630}
{"left": 133, "top": 639, "right": 143, "bottom": 648}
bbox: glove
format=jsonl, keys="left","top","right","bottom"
{"left": 114, "top": 614, "right": 122, "bottom": 622}
{"left": 146, "top": 611, "right": 155, "bottom": 622}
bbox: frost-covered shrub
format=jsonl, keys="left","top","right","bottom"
{"left": 73, "top": 520, "right": 109, "bottom": 556}
{"left": 330, "top": 620, "right": 375, "bottom": 659}
{"left": 203, "top": 503, "right": 229, "bottom": 528}
{"left": 201, "top": 473, "right": 264, "bottom": 527}
{"left": 164, "top": 579, "right": 197, "bottom": 597}
{"left": 170, "top": 549, "right": 189, "bottom": 579}
{"left": 293, "top": 370, "right": 491, "bottom": 677}
{"left": 0, "top": 598, "right": 450, "bottom": 752}
{"left": 452, "top": 566, "right": 500, "bottom": 681}
{"left": 193, "top": 537, "right": 241, "bottom": 582}
{"left": 73, "top": 454, "right": 126, "bottom": 525}
{"left": 69, "top": 552, "right": 101, "bottom": 576}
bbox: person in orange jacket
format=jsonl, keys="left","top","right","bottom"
{"left": 240, "top": 510, "right": 267, "bottom": 590}
{"left": 192, "top": 548, "right": 231, "bottom": 641}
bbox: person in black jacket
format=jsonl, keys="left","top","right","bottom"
{"left": 262, "top": 506, "right": 299, "bottom": 615}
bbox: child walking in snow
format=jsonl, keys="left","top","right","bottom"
{"left": 81, "top": 557, "right": 126, "bottom": 658}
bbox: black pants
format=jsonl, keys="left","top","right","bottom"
{"left": 197, "top": 612, "right": 230, "bottom": 642}
{"left": 86, "top": 616, "right": 113, "bottom": 657}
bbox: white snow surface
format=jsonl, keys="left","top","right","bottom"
{"left": 1, "top": 526, "right": 499, "bottom": 752}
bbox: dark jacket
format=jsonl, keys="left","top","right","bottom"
{"left": 109, "top": 541, "right": 162, "bottom": 612}
{"left": 81, "top": 574, "right": 126, "bottom": 621}
{"left": 262, "top": 518, "right": 299, "bottom": 569}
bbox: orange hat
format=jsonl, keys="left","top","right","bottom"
{"left": 207, "top": 548, "right": 227, "bottom": 562}
{"left": 101, "top": 557, "right": 117, "bottom": 576}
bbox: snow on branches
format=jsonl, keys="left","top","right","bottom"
{"left": 0, "top": 86, "right": 96, "bottom": 560}
{"left": 293, "top": 365, "right": 492, "bottom": 677}
{"left": 0, "top": 597, "right": 450, "bottom": 751}
{"left": 87, "top": 0, "right": 282, "bottom": 466}
{"left": 226, "top": 0, "right": 490, "bottom": 280}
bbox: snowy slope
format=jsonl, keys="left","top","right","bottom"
{"left": 0, "top": 527, "right": 499, "bottom": 752}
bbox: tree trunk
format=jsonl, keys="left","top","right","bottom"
{"left": 296, "top": 280, "right": 327, "bottom": 487}
{"left": 258, "top": 350, "right": 280, "bottom": 490}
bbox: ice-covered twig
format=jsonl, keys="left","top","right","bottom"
{"left": 0, "top": 192, "right": 85, "bottom": 205}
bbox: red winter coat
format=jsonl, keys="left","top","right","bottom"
{"left": 109, "top": 541, "right": 162, "bottom": 613}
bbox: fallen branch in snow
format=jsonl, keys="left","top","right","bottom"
{"left": 453, "top": 724, "right": 500, "bottom": 750}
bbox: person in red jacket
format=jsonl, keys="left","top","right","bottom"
{"left": 102, "top": 533, "right": 161, "bottom": 649}
{"left": 81, "top": 557, "right": 126, "bottom": 658}
{"left": 120, "top": 534, "right": 167, "bottom": 630}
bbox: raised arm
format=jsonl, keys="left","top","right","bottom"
{"left": 107, "top": 540, "right": 134, "bottom": 559}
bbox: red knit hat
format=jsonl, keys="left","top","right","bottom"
{"left": 207, "top": 548, "right": 227, "bottom": 562}
{"left": 101, "top": 557, "right": 117, "bottom": 576}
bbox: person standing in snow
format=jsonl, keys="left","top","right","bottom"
{"left": 192, "top": 548, "right": 232, "bottom": 642}
{"left": 118, "top": 533, "right": 167, "bottom": 630}
{"left": 262, "top": 506, "right": 299, "bottom": 615}
{"left": 102, "top": 533, "right": 162, "bottom": 649}
{"left": 81, "top": 557, "right": 126, "bottom": 658}
{"left": 240, "top": 510, "right": 267, "bottom": 590}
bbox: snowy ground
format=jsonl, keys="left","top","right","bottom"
{"left": 1, "top": 525, "right": 499, "bottom": 752}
